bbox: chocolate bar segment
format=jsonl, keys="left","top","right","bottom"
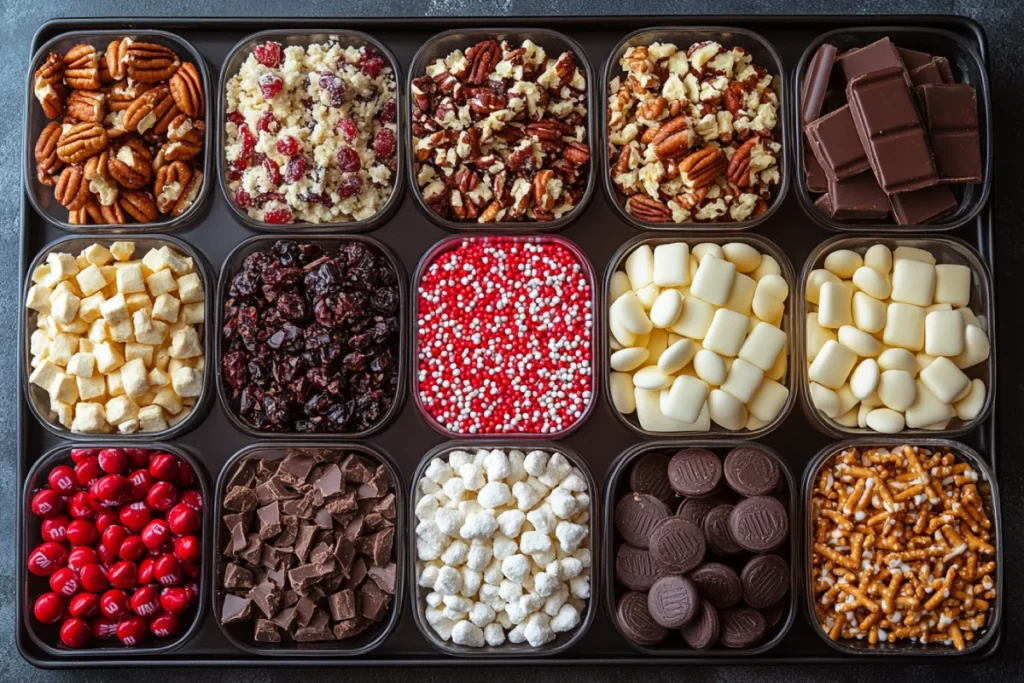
{"left": 805, "top": 105, "right": 870, "bottom": 182}
{"left": 916, "top": 83, "right": 983, "bottom": 183}
{"left": 836, "top": 37, "right": 910, "bottom": 87}
{"left": 897, "top": 47, "right": 933, "bottom": 70}
{"left": 847, "top": 66, "right": 938, "bottom": 195}
{"left": 890, "top": 185, "right": 958, "bottom": 225}
{"left": 828, "top": 173, "right": 890, "bottom": 220}
{"left": 804, "top": 148, "right": 828, "bottom": 194}
{"left": 910, "top": 61, "right": 944, "bottom": 86}
{"left": 801, "top": 43, "right": 838, "bottom": 125}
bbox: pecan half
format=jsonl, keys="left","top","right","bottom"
{"left": 562, "top": 141, "right": 590, "bottom": 167}
{"left": 466, "top": 40, "right": 501, "bottom": 85}
{"left": 64, "top": 44, "right": 101, "bottom": 90}
{"left": 726, "top": 137, "right": 758, "bottom": 188}
{"left": 119, "top": 189, "right": 158, "bottom": 222}
{"left": 532, "top": 169, "right": 556, "bottom": 212}
{"left": 468, "top": 89, "right": 507, "bottom": 116}
{"left": 109, "top": 139, "right": 154, "bottom": 189}
{"left": 105, "top": 37, "right": 131, "bottom": 80}
{"left": 57, "top": 122, "right": 108, "bottom": 164}
{"left": 553, "top": 52, "right": 576, "bottom": 89}
{"left": 126, "top": 42, "right": 180, "bottom": 83}
{"left": 84, "top": 150, "right": 119, "bottom": 206}
{"left": 626, "top": 195, "right": 672, "bottom": 223}
{"left": 100, "top": 199, "right": 127, "bottom": 224}
{"left": 673, "top": 186, "right": 709, "bottom": 211}
{"left": 478, "top": 200, "right": 502, "bottom": 223}
{"left": 69, "top": 197, "right": 104, "bottom": 225}
{"left": 169, "top": 62, "right": 204, "bottom": 117}
{"left": 169, "top": 169, "right": 202, "bottom": 217}
{"left": 154, "top": 160, "right": 192, "bottom": 213}
{"left": 652, "top": 115, "right": 694, "bottom": 159}
{"left": 124, "top": 85, "right": 177, "bottom": 135}
{"left": 67, "top": 90, "right": 106, "bottom": 123}
{"left": 163, "top": 115, "right": 204, "bottom": 160}
{"left": 35, "top": 121, "right": 64, "bottom": 176}
{"left": 55, "top": 165, "right": 90, "bottom": 210}
{"left": 34, "top": 52, "right": 65, "bottom": 118}
{"left": 107, "top": 81, "right": 151, "bottom": 112}
{"left": 679, "top": 147, "right": 727, "bottom": 189}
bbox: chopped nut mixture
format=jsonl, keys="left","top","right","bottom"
{"left": 607, "top": 41, "right": 781, "bottom": 224}
{"left": 412, "top": 38, "right": 591, "bottom": 223}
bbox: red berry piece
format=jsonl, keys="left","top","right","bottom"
{"left": 119, "top": 501, "right": 151, "bottom": 532}
{"left": 41, "top": 514, "right": 70, "bottom": 543}
{"left": 336, "top": 147, "right": 361, "bottom": 172}
{"left": 118, "top": 535, "right": 146, "bottom": 561}
{"left": 258, "top": 73, "right": 283, "bottom": 100}
{"left": 99, "top": 589, "right": 129, "bottom": 620}
{"left": 284, "top": 155, "right": 307, "bottom": 184}
{"left": 252, "top": 40, "right": 282, "bottom": 68}
{"left": 184, "top": 581, "right": 200, "bottom": 602}
{"left": 79, "top": 563, "right": 109, "bottom": 593}
{"left": 141, "top": 519, "right": 172, "bottom": 550}
{"left": 49, "top": 567, "right": 80, "bottom": 597}
{"left": 117, "top": 615, "right": 147, "bottom": 646}
{"left": 263, "top": 156, "right": 282, "bottom": 186}
{"left": 31, "top": 489, "right": 63, "bottom": 518}
{"left": 159, "top": 586, "right": 191, "bottom": 614}
{"left": 226, "top": 111, "right": 245, "bottom": 126}
{"left": 127, "top": 469, "right": 153, "bottom": 501}
{"left": 97, "top": 448, "right": 128, "bottom": 474}
{"left": 173, "top": 534, "right": 201, "bottom": 563}
{"left": 137, "top": 557, "right": 156, "bottom": 585}
{"left": 130, "top": 585, "right": 160, "bottom": 617}
{"left": 48, "top": 465, "right": 77, "bottom": 494}
{"left": 318, "top": 71, "right": 346, "bottom": 106}
{"left": 150, "top": 612, "right": 180, "bottom": 638}
{"left": 94, "top": 510, "right": 118, "bottom": 533}
{"left": 255, "top": 109, "right": 277, "bottom": 133}
{"left": 107, "top": 560, "right": 137, "bottom": 590}
{"left": 91, "top": 474, "right": 130, "bottom": 508}
{"left": 66, "top": 519, "right": 98, "bottom": 546}
{"left": 146, "top": 481, "right": 177, "bottom": 511}
{"left": 70, "top": 448, "right": 99, "bottom": 464}
{"left": 125, "top": 448, "right": 150, "bottom": 468}
{"left": 373, "top": 127, "right": 396, "bottom": 158}
{"left": 234, "top": 188, "right": 253, "bottom": 208}
{"left": 59, "top": 617, "right": 91, "bottom": 647}
{"left": 68, "top": 592, "right": 99, "bottom": 618}
{"left": 75, "top": 457, "right": 102, "bottom": 487}
{"left": 359, "top": 50, "right": 385, "bottom": 78}
{"left": 337, "top": 176, "right": 363, "bottom": 199}
{"left": 238, "top": 123, "right": 257, "bottom": 159}
{"left": 148, "top": 453, "right": 180, "bottom": 482}
{"left": 34, "top": 592, "right": 65, "bottom": 624}
{"left": 67, "top": 546, "right": 98, "bottom": 572}
{"left": 67, "top": 491, "right": 95, "bottom": 519}
{"left": 380, "top": 99, "right": 396, "bottom": 123}
{"left": 337, "top": 117, "right": 358, "bottom": 141}
{"left": 101, "top": 524, "right": 128, "bottom": 553}
{"left": 154, "top": 555, "right": 182, "bottom": 586}
{"left": 263, "top": 207, "right": 293, "bottom": 224}
{"left": 275, "top": 135, "right": 300, "bottom": 156}
{"left": 167, "top": 503, "right": 200, "bottom": 536}
{"left": 179, "top": 490, "right": 203, "bottom": 512}
{"left": 27, "top": 542, "right": 68, "bottom": 576}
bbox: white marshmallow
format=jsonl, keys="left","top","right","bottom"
{"left": 635, "top": 388, "right": 710, "bottom": 432}
{"left": 809, "top": 382, "right": 842, "bottom": 418}
{"left": 625, "top": 245, "right": 655, "bottom": 290}
{"left": 746, "top": 378, "right": 789, "bottom": 423}
{"left": 924, "top": 310, "right": 965, "bottom": 357}
{"left": 934, "top": 264, "right": 971, "bottom": 307}
{"left": 708, "top": 389, "right": 747, "bottom": 430}
{"left": 883, "top": 302, "right": 926, "bottom": 351}
{"left": 658, "top": 339, "right": 698, "bottom": 374}
{"left": 692, "top": 243, "right": 724, "bottom": 261}
{"left": 693, "top": 349, "right": 727, "bottom": 386}
{"left": 878, "top": 370, "right": 917, "bottom": 412}
{"left": 838, "top": 325, "right": 882, "bottom": 357}
{"left": 852, "top": 266, "right": 891, "bottom": 300}
{"left": 878, "top": 348, "right": 918, "bottom": 375}
{"left": 662, "top": 374, "right": 709, "bottom": 424}
{"left": 824, "top": 249, "right": 863, "bottom": 279}
{"left": 611, "top": 292, "right": 653, "bottom": 335}
{"left": 632, "top": 365, "right": 673, "bottom": 390}
{"left": 954, "top": 379, "right": 987, "bottom": 421}
{"left": 849, "top": 359, "right": 880, "bottom": 400}
{"left": 818, "top": 281, "right": 853, "bottom": 329}
{"left": 723, "top": 272, "right": 757, "bottom": 316}
{"left": 752, "top": 254, "right": 782, "bottom": 280}
{"left": 635, "top": 284, "right": 661, "bottom": 310}
{"left": 894, "top": 246, "right": 936, "bottom": 264}
{"left": 852, "top": 291, "right": 887, "bottom": 334}
{"left": 806, "top": 313, "right": 838, "bottom": 362}
{"left": 610, "top": 372, "right": 636, "bottom": 414}
{"left": 919, "top": 356, "right": 970, "bottom": 404}
{"left": 721, "top": 358, "right": 764, "bottom": 404}
{"left": 653, "top": 242, "right": 690, "bottom": 287}
{"left": 864, "top": 244, "right": 893, "bottom": 274}
{"left": 808, "top": 340, "right": 858, "bottom": 389}
{"left": 752, "top": 273, "right": 789, "bottom": 324}
{"left": 891, "top": 259, "right": 936, "bottom": 307}
{"left": 739, "top": 321, "right": 786, "bottom": 372}
{"left": 690, "top": 255, "right": 736, "bottom": 306}
{"left": 669, "top": 295, "right": 716, "bottom": 340}
{"left": 722, "top": 242, "right": 762, "bottom": 273}
{"left": 952, "top": 324, "right": 989, "bottom": 369}
{"left": 703, "top": 308, "right": 750, "bottom": 357}
{"left": 905, "top": 380, "right": 955, "bottom": 429}
{"left": 650, "top": 289, "right": 684, "bottom": 328}
{"left": 806, "top": 268, "right": 841, "bottom": 305}
{"left": 866, "top": 408, "right": 905, "bottom": 434}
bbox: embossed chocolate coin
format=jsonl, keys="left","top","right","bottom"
{"left": 724, "top": 446, "right": 780, "bottom": 496}
{"left": 688, "top": 562, "right": 742, "bottom": 609}
{"left": 740, "top": 554, "right": 791, "bottom": 609}
{"left": 668, "top": 448, "right": 722, "bottom": 497}
{"left": 647, "top": 575, "right": 700, "bottom": 629}
{"left": 676, "top": 497, "right": 717, "bottom": 526}
{"left": 615, "top": 543, "right": 662, "bottom": 591}
{"left": 729, "top": 496, "right": 788, "bottom": 553}
{"left": 617, "top": 591, "right": 668, "bottom": 646}
{"left": 719, "top": 607, "right": 767, "bottom": 648}
{"left": 629, "top": 453, "right": 674, "bottom": 501}
{"left": 703, "top": 505, "right": 743, "bottom": 556}
{"left": 681, "top": 601, "right": 720, "bottom": 650}
{"left": 615, "top": 493, "right": 671, "bottom": 549}
{"left": 648, "top": 516, "right": 706, "bottom": 573}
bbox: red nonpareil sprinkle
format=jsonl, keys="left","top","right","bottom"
{"left": 416, "top": 238, "right": 594, "bottom": 435}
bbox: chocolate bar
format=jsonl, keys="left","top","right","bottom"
{"left": 828, "top": 173, "right": 890, "bottom": 220}
{"left": 805, "top": 104, "right": 870, "bottom": 182}
{"left": 890, "top": 185, "right": 958, "bottom": 225}
{"left": 836, "top": 37, "right": 910, "bottom": 87}
{"left": 804, "top": 148, "right": 828, "bottom": 193}
{"left": 897, "top": 47, "right": 933, "bottom": 70}
{"left": 916, "top": 83, "right": 983, "bottom": 183}
{"left": 801, "top": 43, "right": 838, "bottom": 125}
{"left": 910, "top": 61, "right": 944, "bottom": 86}
{"left": 847, "top": 66, "right": 938, "bottom": 195}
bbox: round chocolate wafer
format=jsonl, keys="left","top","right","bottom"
{"left": 719, "top": 607, "right": 767, "bottom": 649}
{"left": 668, "top": 448, "right": 722, "bottom": 497}
{"left": 676, "top": 497, "right": 717, "bottom": 526}
{"left": 615, "top": 493, "right": 671, "bottom": 549}
{"left": 729, "top": 496, "right": 788, "bottom": 553}
{"left": 724, "top": 446, "right": 780, "bottom": 497}
{"left": 648, "top": 516, "right": 706, "bottom": 574}
{"left": 703, "top": 505, "right": 742, "bottom": 556}
{"left": 740, "top": 554, "right": 791, "bottom": 609}
{"left": 629, "top": 453, "right": 674, "bottom": 501}
{"left": 617, "top": 591, "right": 668, "bottom": 646}
{"left": 681, "top": 601, "right": 720, "bottom": 650}
{"left": 616, "top": 543, "right": 662, "bottom": 591}
{"left": 688, "top": 562, "right": 742, "bottom": 609}
{"left": 647, "top": 575, "right": 700, "bottom": 629}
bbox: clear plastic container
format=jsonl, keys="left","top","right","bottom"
{"left": 792, "top": 27, "right": 993, "bottom": 232}
{"left": 24, "top": 29, "right": 213, "bottom": 233}
{"left": 216, "top": 30, "right": 404, "bottom": 232}
{"left": 802, "top": 438, "right": 1002, "bottom": 656}
{"left": 19, "top": 442, "right": 210, "bottom": 658}
{"left": 797, "top": 235, "right": 994, "bottom": 437}
{"left": 405, "top": 28, "right": 597, "bottom": 233}
{"left": 408, "top": 440, "right": 599, "bottom": 657}
{"left": 214, "top": 234, "right": 407, "bottom": 438}
{"left": 601, "top": 27, "right": 790, "bottom": 231}
{"left": 602, "top": 439, "right": 797, "bottom": 656}
{"left": 213, "top": 442, "right": 404, "bottom": 656}
{"left": 411, "top": 233, "right": 598, "bottom": 439}
{"left": 602, "top": 233, "right": 797, "bottom": 439}
{"left": 21, "top": 234, "right": 214, "bottom": 442}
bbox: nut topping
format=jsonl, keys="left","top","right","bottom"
{"left": 154, "top": 160, "right": 192, "bottom": 214}
{"left": 105, "top": 37, "right": 132, "bottom": 80}
{"left": 108, "top": 139, "right": 153, "bottom": 189}
{"left": 56, "top": 122, "right": 108, "bottom": 164}
{"left": 35, "top": 121, "right": 64, "bottom": 181}
{"left": 125, "top": 42, "right": 181, "bottom": 83}
{"left": 66, "top": 90, "right": 106, "bottom": 123}
{"left": 678, "top": 147, "right": 727, "bottom": 189}
{"left": 169, "top": 62, "right": 204, "bottom": 117}
{"left": 63, "top": 44, "right": 101, "bottom": 91}
{"left": 34, "top": 52, "right": 65, "bottom": 118}
{"left": 54, "top": 165, "right": 90, "bottom": 210}
{"left": 625, "top": 194, "right": 672, "bottom": 222}
{"left": 119, "top": 188, "right": 159, "bottom": 222}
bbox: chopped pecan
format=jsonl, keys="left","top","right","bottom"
{"left": 35, "top": 122, "right": 63, "bottom": 176}
{"left": 651, "top": 115, "right": 694, "bottom": 159}
{"left": 626, "top": 195, "right": 672, "bottom": 223}
{"left": 64, "top": 44, "right": 101, "bottom": 90}
{"left": 57, "top": 122, "right": 108, "bottom": 164}
{"left": 637, "top": 96, "right": 667, "bottom": 122}
{"left": 100, "top": 198, "right": 127, "bottom": 224}
{"left": 726, "top": 137, "right": 758, "bottom": 187}
{"left": 723, "top": 81, "right": 745, "bottom": 116}
{"left": 679, "top": 147, "right": 727, "bottom": 189}
{"left": 478, "top": 200, "right": 502, "bottom": 223}
{"left": 66, "top": 90, "right": 106, "bottom": 123}
{"left": 169, "top": 169, "right": 202, "bottom": 217}
{"left": 169, "top": 62, "right": 204, "bottom": 117}
{"left": 673, "top": 186, "right": 709, "bottom": 211}
{"left": 562, "top": 141, "right": 590, "bottom": 166}
{"left": 468, "top": 89, "right": 507, "bottom": 116}
{"left": 532, "top": 169, "right": 556, "bottom": 212}
{"left": 69, "top": 197, "right": 103, "bottom": 225}
{"left": 34, "top": 52, "right": 65, "bottom": 118}
{"left": 84, "top": 150, "right": 118, "bottom": 206}
{"left": 109, "top": 139, "right": 153, "bottom": 189}
{"left": 126, "top": 42, "right": 180, "bottom": 83}
{"left": 107, "top": 81, "right": 151, "bottom": 112}
{"left": 105, "top": 37, "right": 131, "bottom": 80}
{"left": 55, "top": 165, "right": 90, "bottom": 210}
{"left": 119, "top": 189, "right": 158, "bottom": 222}
{"left": 553, "top": 52, "right": 576, "bottom": 88}
{"left": 465, "top": 40, "right": 501, "bottom": 85}
{"left": 411, "top": 76, "right": 433, "bottom": 111}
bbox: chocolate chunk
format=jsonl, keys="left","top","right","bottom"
{"left": 814, "top": 192, "right": 834, "bottom": 217}
{"left": 254, "top": 619, "right": 281, "bottom": 643}
{"left": 628, "top": 453, "right": 674, "bottom": 502}
{"left": 276, "top": 523, "right": 298, "bottom": 548}
{"left": 356, "top": 477, "right": 387, "bottom": 500}
{"left": 836, "top": 37, "right": 909, "bottom": 88}
{"left": 916, "top": 83, "right": 982, "bottom": 183}
{"left": 223, "top": 512, "right": 247, "bottom": 532}
{"left": 229, "top": 522, "right": 248, "bottom": 555}
{"left": 615, "top": 543, "right": 663, "bottom": 591}
{"left": 224, "top": 485, "right": 258, "bottom": 512}
{"left": 703, "top": 505, "right": 743, "bottom": 556}
{"left": 270, "top": 605, "right": 297, "bottom": 630}
{"left": 648, "top": 516, "right": 706, "bottom": 574}
{"left": 314, "top": 464, "right": 343, "bottom": 497}
{"left": 676, "top": 497, "right": 718, "bottom": 526}
{"left": 294, "top": 525, "right": 317, "bottom": 563}
{"left": 804, "top": 147, "right": 828, "bottom": 194}
{"left": 266, "top": 566, "right": 287, "bottom": 588}
{"left": 805, "top": 105, "right": 870, "bottom": 182}
{"left": 345, "top": 557, "right": 368, "bottom": 589}
{"left": 224, "top": 562, "right": 253, "bottom": 590}
{"left": 294, "top": 596, "right": 316, "bottom": 626}
{"left": 616, "top": 591, "right": 667, "bottom": 646}
{"left": 340, "top": 454, "right": 372, "bottom": 483}
{"left": 647, "top": 575, "right": 700, "bottom": 629}
{"left": 828, "top": 172, "right": 891, "bottom": 220}
{"left": 801, "top": 43, "right": 838, "bottom": 125}
{"left": 910, "top": 61, "right": 944, "bottom": 86}
{"left": 344, "top": 515, "right": 366, "bottom": 541}
{"left": 334, "top": 536, "right": 356, "bottom": 576}
{"left": 360, "top": 581, "right": 391, "bottom": 622}
{"left": 226, "top": 460, "right": 256, "bottom": 490}
{"left": 847, "top": 66, "right": 938, "bottom": 195}
{"left": 719, "top": 607, "right": 767, "bottom": 648}
{"left": 890, "top": 185, "right": 958, "bottom": 225}
{"left": 279, "top": 451, "right": 315, "bottom": 482}
{"left": 368, "top": 562, "right": 397, "bottom": 594}
{"left": 369, "top": 528, "right": 394, "bottom": 567}
{"left": 257, "top": 501, "right": 282, "bottom": 538}
{"left": 310, "top": 542, "right": 331, "bottom": 566}
{"left": 897, "top": 46, "right": 933, "bottom": 70}
{"left": 326, "top": 492, "right": 357, "bottom": 516}
{"left": 729, "top": 496, "right": 789, "bottom": 553}
{"left": 333, "top": 618, "right": 371, "bottom": 640}
{"left": 375, "top": 493, "right": 396, "bottom": 520}
{"left": 682, "top": 601, "right": 719, "bottom": 650}
{"left": 614, "top": 493, "right": 671, "bottom": 548}
{"left": 741, "top": 554, "right": 791, "bottom": 609}
{"left": 293, "top": 625, "right": 333, "bottom": 642}
{"left": 221, "top": 593, "right": 252, "bottom": 624}
{"left": 239, "top": 534, "right": 263, "bottom": 565}
{"left": 288, "top": 563, "right": 322, "bottom": 591}
{"left": 314, "top": 507, "right": 334, "bottom": 529}
{"left": 248, "top": 580, "right": 281, "bottom": 619}
{"left": 328, "top": 589, "right": 358, "bottom": 621}
{"left": 723, "top": 446, "right": 780, "bottom": 497}
{"left": 689, "top": 562, "right": 743, "bottom": 609}
{"left": 667, "top": 448, "right": 721, "bottom": 497}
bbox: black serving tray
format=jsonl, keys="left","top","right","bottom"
{"left": 18, "top": 14, "right": 1000, "bottom": 668}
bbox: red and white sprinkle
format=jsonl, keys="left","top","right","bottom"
{"left": 416, "top": 238, "right": 594, "bottom": 435}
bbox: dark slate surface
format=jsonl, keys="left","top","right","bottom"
{"left": 3, "top": 0, "right": 1022, "bottom": 680}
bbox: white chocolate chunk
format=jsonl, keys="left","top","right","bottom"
{"left": 658, "top": 339, "right": 698, "bottom": 375}
{"left": 690, "top": 255, "right": 736, "bottom": 306}
{"left": 610, "top": 292, "right": 652, "bottom": 335}
{"left": 933, "top": 264, "right": 971, "bottom": 307}
{"left": 838, "top": 325, "right": 882, "bottom": 357}
{"left": 693, "top": 349, "right": 727, "bottom": 386}
{"left": 918, "top": 356, "right": 970, "bottom": 404}
{"left": 703, "top": 308, "right": 749, "bottom": 357}
{"left": 835, "top": 406, "right": 859, "bottom": 427}
{"left": 632, "top": 366, "right": 673, "bottom": 390}
{"left": 852, "top": 291, "right": 886, "bottom": 334}
{"left": 809, "top": 382, "right": 842, "bottom": 418}
{"left": 708, "top": 389, "right": 747, "bottom": 430}
{"left": 752, "top": 274, "right": 788, "bottom": 323}
{"left": 644, "top": 329, "right": 668, "bottom": 367}
{"left": 625, "top": 245, "right": 655, "bottom": 290}
{"left": 610, "top": 347, "right": 648, "bottom": 372}
{"left": 894, "top": 246, "right": 936, "bottom": 264}
{"left": 863, "top": 244, "right": 893, "bottom": 274}
{"left": 635, "top": 388, "right": 709, "bottom": 432}
{"left": 824, "top": 249, "right": 863, "bottom": 279}
{"left": 878, "top": 348, "right": 918, "bottom": 376}
{"left": 924, "top": 310, "right": 964, "bottom": 357}
{"left": 723, "top": 273, "right": 756, "bottom": 316}
{"left": 747, "top": 378, "right": 789, "bottom": 423}
{"left": 610, "top": 372, "right": 636, "bottom": 414}
{"left": 852, "top": 266, "right": 891, "bottom": 300}
{"left": 739, "top": 321, "right": 786, "bottom": 372}
{"left": 890, "top": 259, "right": 936, "bottom": 307}
{"left": 878, "top": 370, "right": 917, "bottom": 412}
{"left": 635, "top": 283, "right": 661, "bottom": 310}
{"left": 721, "top": 243, "right": 761, "bottom": 273}
{"left": 609, "top": 271, "right": 632, "bottom": 303}
{"left": 818, "top": 281, "right": 853, "bottom": 329}
{"left": 652, "top": 242, "right": 690, "bottom": 287}
{"left": 954, "top": 379, "right": 986, "bottom": 421}
{"left": 866, "top": 408, "right": 905, "bottom": 433}
{"left": 720, "top": 358, "right": 764, "bottom": 404}
{"left": 952, "top": 324, "right": 990, "bottom": 369}
{"left": 669, "top": 296, "right": 716, "bottom": 340}
{"left": 662, "top": 375, "right": 709, "bottom": 424}
{"left": 692, "top": 243, "right": 724, "bottom": 261}
{"left": 649, "top": 289, "right": 683, "bottom": 328}
{"left": 905, "top": 380, "right": 954, "bottom": 429}
{"left": 752, "top": 254, "right": 781, "bottom": 280}
{"left": 849, "top": 359, "right": 880, "bottom": 400}
{"left": 806, "top": 313, "right": 837, "bottom": 362}
{"left": 883, "top": 302, "right": 925, "bottom": 351}
{"left": 806, "top": 269, "right": 840, "bottom": 305}
{"left": 808, "top": 340, "right": 858, "bottom": 390}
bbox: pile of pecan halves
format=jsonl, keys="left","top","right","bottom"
{"left": 607, "top": 41, "right": 782, "bottom": 224}
{"left": 33, "top": 38, "right": 206, "bottom": 225}
{"left": 412, "top": 38, "right": 590, "bottom": 224}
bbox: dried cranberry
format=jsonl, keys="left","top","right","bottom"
{"left": 238, "top": 123, "right": 257, "bottom": 159}
{"left": 359, "top": 50, "right": 385, "bottom": 77}
{"left": 337, "top": 117, "right": 358, "bottom": 141}
{"left": 226, "top": 111, "right": 245, "bottom": 126}
{"left": 284, "top": 155, "right": 307, "bottom": 183}
{"left": 263, "top": 157, "right": 282, "bottom": 185}
{"left": 234, "top": 189, "right": 254, "bottom": 209}
{"left": 258, "top": 73, "right": 283, "bottom": 99}
{"left": 380, "top": 99, "right": 396, "bottom": 123}
{"left": 264, "top": 207, "right": 293, "bottom": 224}
{"left": 275, "top": 135, "right": 299, "bottom": 156}
{"left": 255, "top": 110, "right": 278, "bottom": 133}
{"left": 373, "top": 128, "right": 396, "bottom": 158}
{"left": 337, "top": 176, "right": 363, "bottom": 199}
{"left": 317, "top": 71, "right": 346, "bottom": 106}
{"left": 336, "top": 147, "right": 361, "bottom": 172}
{"left": 252, "top": 41, "right": 282, "bottom": 68}
{"left": 227, "top": 159, "right": 247, "bottom": 181}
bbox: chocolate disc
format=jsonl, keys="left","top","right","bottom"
{"left": 729, "top": 496, "right": 789, "bottom": 553}
{"left": 740, "top": 554, "right": 791, "bottom": 609}
{"left": 668, "top": 448, "right": 722, "bottom": 497}
{"left": 615, "top": 493, "right": 671, "bottom": 549}
{"left": 616, "top": 543, "right": 663, "bottom": 591}
{"left": 703, "top": 505, "right": 743, "bottom": 556}
{"left": 688, "top": 562, "right": 742, "bottom": 609}
{"left": 723, "top": 447, "right": 781, "bottom": 497}
{"left": 676, "top": 497, "right": 717, "bottom": 526}
{"left": 719, "top": 607, "right": 767, "bottom": 649}
{"left": 647, "top": 575, "right": 700, "bottom": 629}
{"left": 762, "top": 600, "right": 786, "bottom": 628}
{"left": 629, "top": 453, "right": 674, "bottom": 501}
{"left": 648, "top": 516, "right": 706, "bottom": 574}
{"left": 681, "top": 601, "right": 720, "bottom": 650}
{"left": 617, "top": 591, "right": 668, "bottom": 646}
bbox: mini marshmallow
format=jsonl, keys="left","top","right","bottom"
{"left": 905, "top": 380, "right": 955, "bottom": 429}
{"left": 426, "top": 458, "right": 455, "bottom": 484}
{"left": 752, "top": 274, "right": 788, "bottom": 324}
{"left": 611, "top": 292, "right": 652, "bottom": 335}
{"left": 808, "top": 340, "right": 858, "bottom": 390}
{"left": 894, "top": 246, "right": 936, "bottom": 264}
{"left": 955, "top": 379, "right": 986, "bottom": 421}
{"left": 891, "top": 258, "right": 936, "bottom": 307}
{"left": 849, "top": 359, "right": 880, "bottom": 400}
{"left": 524, "top": 613, "right": 554, "bottom": 647}
{"left": 824, "top": 249, "right": 863, "bottom": 279}
{"left": 569, "top": 575, "right": 591, "bottom": 599}
{"left": 722, "top": 242, "right": 761, "bottom": 273}
{"left": 851, "top": 291, "right": 887, "bottom": 335}
{"left": 670, "top": 295, "right": 716, "bottom": 340}
{"left": 635, "top": 283, "right": 661, "bottom": 310}
{"left": 752, "top": 254, "right": 782, "bottom": 280}
{"left": 633, "top": 365, "right": 673, "bottom": 390}
{"left": 739, "top": 321, "right": 786, "bottom": 371}
{"left": 477, "top": 481, "right": 511, "bottom": 509}
{"left": 810, "top": 382, "right": 842, "bottom": 418}
{"left": 524, "top": 450, "right": 548, "bottom": 477}
{"left": 919, "top": 356, "right": 970, "bottom": 404}
{"left": 483, "top": 622, "right": 505, "bottom": 646}
{"left": 721, "top": 358, "right": 764, "bottom": 404}
{"left": 883, "top": 302, "right": 926, "bottom": 351}
{"left": 703, "top": 308, "right": 750, "bottom": 357}
{"left": 934, "top": 264, "right": 971, "bottom": 307}
{"left": 852, "top": 265, "right": 891, "bottom": 300}
{"left": 708, "top": 389, "right": 747, "bottom": 430}
{"left": 747, "top": 378, "right": 789, "bottom": 423}
{"left": 806, "top": 269, "right": 840, "bottom": 305}
{"left": 953, "top": 324, "right": 990, "bottom": 369}
{"left": 878, "top": 370, "right": 917, "bottom": 412}
{"left": 924, "top": 310, "right": 965, "bottom": 357}
{"left": 806, "top": 313, "right": 838, "bottom": 362}
{"left": 693, "top": 349, "right": 727, "bottom": 386}
{"left": 657, "top": 339, "right": 698, "bottom": 375}
{"left": 690, "top": 255, "right": 736, "bottom": 306}
{"left": 866, "top": 408, "right": 905, "bottom": 433}
{"left": 838, "top": 325, "right": 882, "bottom": 357}
{"left": 662, "top": 374, "right": 709, "bottom": 423}
{"left": 864, "top": 244, "right": 893, "bottom": 274}
{"left": 818, "top": 281, "right": 853, "bottom": 329}
{"left": 653, "top": 242, "right": 690, "bottom": 287}
{"left": 650, "top": 289, "right": 684, "bottom": 328}
{"left": 610, "top": 271, "right": 632, "bottom": 302}
{"left": 625, "top": 244, "right": 655, "bottom": 290}
{"left": 692, "top": 243, "right": 724, "bottom": 261}
{"left": 723, "top": 272, "right": 757, "bottom": 316}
